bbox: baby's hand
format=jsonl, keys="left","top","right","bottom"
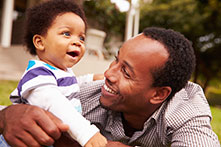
{"left": 84, "top": 132, "right": 107, "bottom": 147}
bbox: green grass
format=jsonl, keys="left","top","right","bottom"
{"left": 211, "top": 106, "right": 221, "bottom": 142}
{"left": 0, "top": 80, "right": 18, "bottom": 105}
{"left": 0, "top": 80, "right": 220, "bottom": 143}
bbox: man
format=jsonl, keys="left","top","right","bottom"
{"left": 0, "top": 27, "right": 220, "bottom": 146}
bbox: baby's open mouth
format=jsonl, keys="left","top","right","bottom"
{"left": 67, "top": 51, "right": 79, "bottom": 58}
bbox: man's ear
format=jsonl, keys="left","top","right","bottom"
{"left": 149, "top": 86, "right": 172, "bottom": 104}
{"left": 33, "top": 34, "right": 45, "bottom": 51}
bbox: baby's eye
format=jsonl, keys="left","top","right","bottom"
{"left": 79, "top": 36, "right": 85, "bottom": 41}
{"left": 63, "top": 32, "right": 70, "bottom": 36}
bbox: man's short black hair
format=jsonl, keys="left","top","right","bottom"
{"left": 24, "top": 0, "right": 86, "bottom": 55}
{"left": 143, "top": 27, "right": 196, "bottom": 100}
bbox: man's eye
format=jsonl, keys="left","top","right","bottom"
{"left": 79, "top": 36, "right": 85, "bottom": 41}
{"left": 114, "top": 55, "right": 119, "bottom": 62}
{"left": 122, "top": 66, "right": 130, "bottom": 79}
{"left": 63, "top": 32, "right": 70, "bottom": 36}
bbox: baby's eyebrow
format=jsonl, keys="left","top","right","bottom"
{"left": 80, "top": 32, "right": 86, "bottom": 36}
{"left": 58, "top": 26, "right": 70, "bottom": 29}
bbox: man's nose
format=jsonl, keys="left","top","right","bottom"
{"left": 104, "top": 62, "right": 119, "bottom": 83}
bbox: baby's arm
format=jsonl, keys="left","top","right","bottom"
{"left": 77, "top": 74, "right": 104, "bottom": 85}
{"left": 93, "top": 74, "right": 104, "bottom": 81}
{"left": 26, "top": 85, "right": 107, "bottom": 146}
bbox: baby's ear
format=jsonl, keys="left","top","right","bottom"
{"left": 33, "top": 34, "right": 45, "bottom": 51}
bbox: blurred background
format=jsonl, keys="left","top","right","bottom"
{"left": 0, "top": 0, "right": 220, "bottom": 142}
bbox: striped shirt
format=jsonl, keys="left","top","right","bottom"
{"left": 10, "top": 60, "right": 80, "bottom": 104}
{"left": 79, "top": 80, "right": 220, "bottom": 147}
{"left": 9, "top": 60, "right": 99, "bottom": 146}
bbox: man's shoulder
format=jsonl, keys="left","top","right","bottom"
{"left": 79, "top": 80, "right": 108, "bottom": 125}
{"left": 79, "top": 80, "right": 104, "bottom": 113}
{"left": 164, "top": 82, "right": 212, "bottom": 129}
{"left": 79, "top": 80, "right": 104, "bottom": 97}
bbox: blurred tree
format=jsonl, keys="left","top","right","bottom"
{"left": 139, "top": 0, "right": 221, "bottom": 92}
{"left": 83, "top": 0, "right": 126, "bottom": 41}
{"left": 196, "top": 0, "right": 221, "bottom": 92}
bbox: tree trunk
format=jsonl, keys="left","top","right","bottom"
{"left": 193, "top": 63, "right": 199, "bottom": 83}
{"left": 192, "top": 47, "right": 200, "bottom": 83}
{"left": 203, "top": 77, "right": 210, "bottom": 93}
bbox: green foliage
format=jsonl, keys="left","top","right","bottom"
{"left": 140, "top": 0, "right": 205, "bottom": 36}
{"left": 83, "top": 0, "right": 126, "bottom": 40}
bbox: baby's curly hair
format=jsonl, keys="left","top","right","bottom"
{"left": 143, "top": 27, "right": 196, "bottom": 100}
{"left": 24, "top": 0, "right": 86, "bottom": 55}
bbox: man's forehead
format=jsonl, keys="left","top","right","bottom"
{"left": 130, "top": 33, "right": 144, "bottom": 39}
{"left": 119, "top": 33, "right": 145, "bottom": 51}
{"left": 119, "top": 34, "right": 168, "bottom": 62}
{"left": 120, "top": 34, "right": 154, "bottom": 52}
{"left": 125, "top": 33, "right": 145, "bottom": 44}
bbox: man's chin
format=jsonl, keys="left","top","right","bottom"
{"left": 99, "top": 98, "right": 111, "bottom": 110}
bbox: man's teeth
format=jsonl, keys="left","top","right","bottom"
{"left": 104, "top": 84, "right": 116, "bottom": 94}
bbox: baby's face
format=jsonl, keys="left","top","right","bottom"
{"left": 38, "top": 12, "right": 86, "bottom": 71}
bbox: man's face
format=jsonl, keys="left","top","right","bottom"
{"left": 100, "top": 34, "right": 169, "bottom": 114}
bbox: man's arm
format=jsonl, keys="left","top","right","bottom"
{"left": 171, "top": 116, "right": 220, "bottom": 147}
{"left": 0, "top": 104, "right": 69, "bottom": 146}
{"left": 169, "top": 83, "right": 220, "bottom": 146}
{"left": 106, "top": 141, "right": 132, "bottom": 147}
{"left": 54, "top": 135, "right": 132, "bottom": 147}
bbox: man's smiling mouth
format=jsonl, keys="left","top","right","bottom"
{"left": 104, "top": 84, "right": 117, "bottom": 94}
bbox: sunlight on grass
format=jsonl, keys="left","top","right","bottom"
{"left": 0, "top": 80, "right": 18, "bottom": 105}
{"left": 211, "top": 106, "right": 221, "bottom": 143}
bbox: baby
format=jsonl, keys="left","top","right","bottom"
{"left": 6, "top": 0, "right": 107, "bottom": 146}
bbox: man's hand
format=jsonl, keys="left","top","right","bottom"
{"left": 0, "top": 104, "right": 69, "bottom": 147}
{"left": 107, "top": 141, "right": 131, "bottom": 147}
